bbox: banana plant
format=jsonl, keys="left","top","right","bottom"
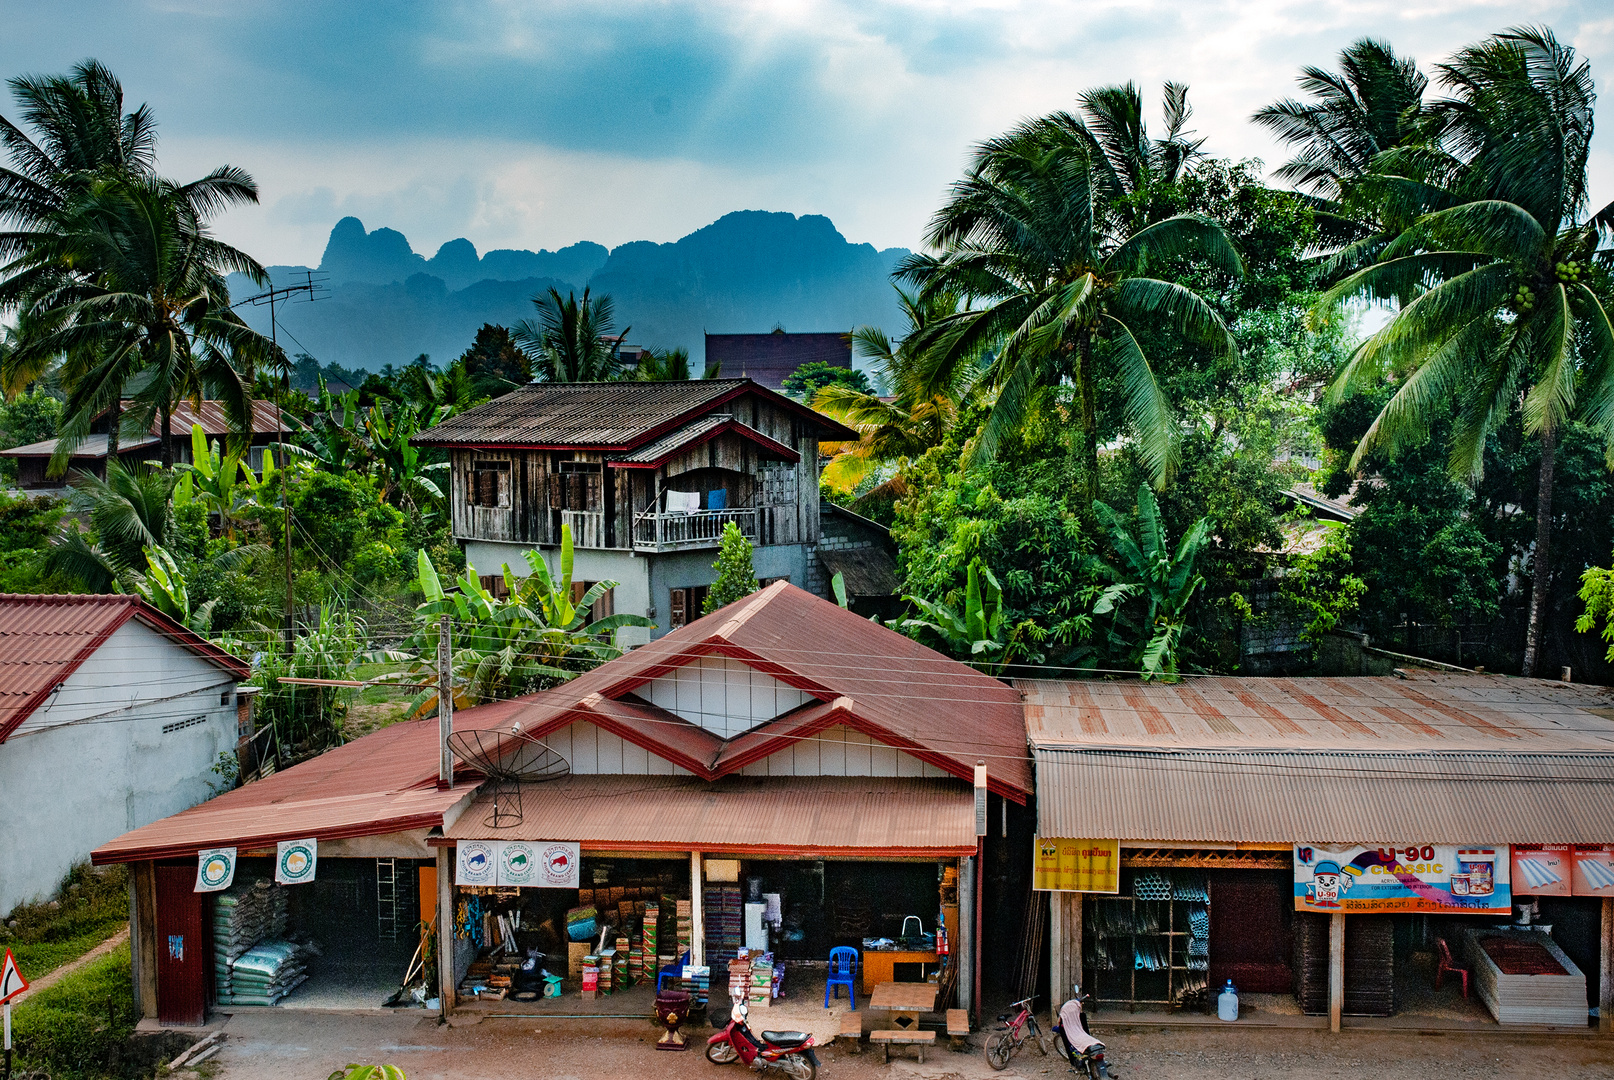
{"left": 1091, "top": 484, "right": 1212, "bottom": 680}
{"left": 364, "top": 402, "right": 448, "bottom": 511}
{"left": 898, "top": 558, "right": 1042, "bottom": 674}
{"left": 131, "top": 546, "right": 216, "bottom": 633}
{"left": 175, "top": 423, "right": 251, "bottom": 539}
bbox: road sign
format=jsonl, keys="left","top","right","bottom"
{"left": 0, "top": 950, "right": 26, "bottom": 1004}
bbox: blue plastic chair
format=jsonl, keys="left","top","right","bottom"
{"left": 825, "top": 946, "right": 858, "bottom": 1008}
{"left": 657, "top": 950, "right": 693, "bottom": 993}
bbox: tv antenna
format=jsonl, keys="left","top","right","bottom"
{"left": 447, "top": 728, "right": 571, "bottom": 828}
{"left": 234, "top": 270, "right": 330, "bottom": 651}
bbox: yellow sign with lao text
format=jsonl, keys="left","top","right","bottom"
{"left": 1033, "top": 837, "right": 1120, "bottom": 893}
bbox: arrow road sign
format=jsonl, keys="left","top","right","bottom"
{"left": 0, "top": 950, "right": 28, "bottom": 1004}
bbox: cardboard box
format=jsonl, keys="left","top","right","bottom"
{"left": 569, "top": 942, "right": 590, "bottom": 978}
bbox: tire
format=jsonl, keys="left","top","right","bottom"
{"left": 1035, "top": 1031, "right": 1051, "bottom": 1056}
{"left": 706, "top": 1041, "right": 739, "bottom": 1065}
{"left": 778, "top": 1053, "right": 817, "bottom": 1080}
{"left": 984, "top": 1031, "right": 1014, "bottom": 1071}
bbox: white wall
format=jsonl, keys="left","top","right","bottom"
{"left": 464, "top": 540, "right": 654, "bottom": 647}
{"left": 0, "top": 620, "right": 240, "bottom": 914}
{"left": 739, "top": 724, "right": 952, "bottom": 778}
{"left": 543, "top": 720, "right": 694, "bottom": 775}
{"left": 644, "top": 654, "right": 811, "bottom": 738}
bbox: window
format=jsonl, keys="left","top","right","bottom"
{"left": 478, "top": 573, "right": 511, "bottom": 599}
{"left": 220, "top": 691, "right": 233, "bottom": 706}
{"left": 469, "top": 460, "right": 510, "bottom": 508}
{"left": 572, "top": 581, "right": 615, "bottom": 620}
{"left": 669, "top": 585, "right": 709, "bottom": 629}
{"left": 162, "top": 715, "right": 207, "bottom": 735}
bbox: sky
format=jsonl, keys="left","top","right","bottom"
{"left": 2, "top": 1, "right": 1612, "bottom": 267}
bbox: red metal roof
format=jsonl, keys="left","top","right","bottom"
{"left": 441, "top": 775, "right": 977, "bottom": 856}
{"left": 0, "top": 401, "right": 286, "bottom": 460}
{"left": 456, "top": 582, "right": 1033, "bottom": 800}
{"left": 0, "top": 594, "right": 251, "bottom": 744}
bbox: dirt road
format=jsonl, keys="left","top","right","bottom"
{"left": 205, "top": 1009, "right": 1614, "bottom": 1080}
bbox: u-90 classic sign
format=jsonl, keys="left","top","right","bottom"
{"left": 1294, "top": 844, "right": 1512, "bottom": 913}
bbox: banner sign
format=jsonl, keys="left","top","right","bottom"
{"left": 1032, "top": 837, "right": 1120, "bottom": 893}
{"left": 275, "top": 838, "right": 318, "bottom": 885}
{"left": 458, "top": 840, "right": 580, "bottom": 888}
{"left": 1572, "top": 845, "right": 1614, "bottom": 896}
{"left": 194, "top": 847, "right": 237, "bottom": 893}
{"left": 1512, "top": 845, "right": 1572, "bottom": 896}
{"left": 1294, "top": 844, "right": 1511, "bottom": 913}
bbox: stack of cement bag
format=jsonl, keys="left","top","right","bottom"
{"left": 226, "top": 940, "right": 309, "bottom": 1005}
{"left": 213, "top": 879, "right": 291, "bottom": 1003}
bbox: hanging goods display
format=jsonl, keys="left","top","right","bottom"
{"left": 1294, "top": 844, "right": 1511, "bottom": 913}
{"left": 194, "top": 847, "right": 237, "bottom": 893}
{"left": 275, "top": 838, "right": 318, "bottom": 885}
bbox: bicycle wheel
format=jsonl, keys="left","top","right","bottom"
{"left": 1029, "top": 1018, "right": 1049, "bottom": 1056}
{"left": 984, "top": 1031, "right": 1014, "bottom": 1071}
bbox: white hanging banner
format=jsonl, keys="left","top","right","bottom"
{"left": 457, "top": 840, "right": 497, "bottom": 886}
{"left": 194, "top": 847, "right": 237, "bottom": 893}
{"left": 537, "top": 842, "right": 580, "bottom": 888}
{"left": 275, "top": 837, "right": 318, "bottom": 885}
{"left": 499, "top": 841, "right": 537, "bottom": 887}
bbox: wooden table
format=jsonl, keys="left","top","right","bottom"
{"left": 860, "top": 950, "right": 939, "bottom": 994}
{"left": 866, "top": 980, "right": 939, "bottom": 1034}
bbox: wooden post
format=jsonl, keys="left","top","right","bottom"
{"left": 1601, "top": 897, "right": 1613, "bottom": 1034}
{"left": 437, "top": 846, "right": 454, "bottom": 1017}
{"left": 1049, "top": 892, "right": 1082, "bottom": 1025}
{"left": 130, "top": 861, "right": 159, "bottom": 1019}
{"left": 438, "top": 614, "right": 453, "bottom": 787}
{"left": 1328, "top": 913, "right": 1345, "bottom": 1033}
{"left": 958, "top": 853, "right": 975, "bottom": 1017}
{"left": 690, "top": 851, "right": 705, "bottom": 967}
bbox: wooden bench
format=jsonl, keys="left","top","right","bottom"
{"left": 945, "top": 1009, "right": 970, "bottom": 1050}
{"left": 870, "top": 1029, "right": 936, "bottom": 1063}
{"left": 837, "top": 1012, "right": 863, "bottom": 1053}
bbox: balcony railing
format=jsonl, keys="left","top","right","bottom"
{"left": 633, "top": 507, "right": 757, "bottom": 552}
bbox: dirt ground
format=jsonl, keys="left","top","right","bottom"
{"left": 205, "top": 1008, "right": 1614, "bottom": 1080}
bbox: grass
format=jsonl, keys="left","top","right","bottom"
{"left": 2, "top": 862, "right": 130, "bottom": 981}
{"left": 8, "top": 924, "right": 125, "bottom": 982}
{"left": 12, "top": 941, "right": 142, "bottom": 1080}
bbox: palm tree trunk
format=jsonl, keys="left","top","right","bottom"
{"left": 160, "top": 402, "right": 174, "bottom": 469}
{"left": 1522, "top": 427, "right": 1556, "bottom": 678}
{"left": 105, "top": 398, "right": 122, "bottom": 464}
{"left": 1076, "top": 341, "right": 1099, "bottom": 510}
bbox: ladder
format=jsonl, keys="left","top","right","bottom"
{"left": 377, "top": 857, "right": 398, "bottom": 941}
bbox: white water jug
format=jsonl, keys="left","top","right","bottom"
{"left": 1217, "top": 979, "right": 1239, "bottom": 1021}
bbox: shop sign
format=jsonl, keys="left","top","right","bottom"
{"left": 500, "top": 842, "right": 537, "bottom": 886}
{"left": 537, "top": 843, "right": 580, "bottom": 888}
{"left": 275, "top": 837, "right": 318, "bottom": 885}
{"left": 1032, "top": 837, "right": 1120, "bottom": 893}
{"left": 1293, "top": 844, "right": 1511, "bottom": 913}
{"left": 1572, "top": 845, "right": 1614, "bottom": 896}
{"left": 457, "top": 841, "right": 497, "bottom": 886}
{"left": 194, "top": 847, "right": 237, "bottom": 893}
{"left": 458, "top": 840, "right": 580, "bottom": 887}
{"left": 1512, "top": 845, "right": 1572, "bottom": 896}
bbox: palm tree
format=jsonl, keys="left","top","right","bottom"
{"left": 633, "top": 345, "right": 720, "bottom": 381}
{"left": 812, "top": 285, "right": 980, "bottom": 490}
{"left": 902, "top": 89, "right": 1242, "bottom": 503}
{"left": 1317, "top": 26, "right": 1613, "bottom": 676}
{"left": 5, "top": 173, "right": 271, "bottom": 471}
{"left": 1078, "top": 82, "right": 1205, "bottom": 229}
{"left": 511, "top": 287, "right": 628, "bottom": 382}
{"left": 43, "top": 458, "right": 175, "bottom": 590}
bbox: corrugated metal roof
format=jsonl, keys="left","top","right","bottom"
{"left": 0, "top": 433, "right": 160, "bottom": 459}
{"left": 610, "top": 415, "right": 800, "bottom": 467}
{"left": 817, "top": 546, "right": 898, "bottom": 597}
{"left": 704, "top": 333, "right": 851, "bottom": 392}
{"left": 443, "top": 774, "right": 976, "bottom": 855}
{"left": 454, "top": 582, "right": 1034, "bottom": 799}
{"left": 0, "top": 400, "right": 285, "bottom": 459}
{"left": 1019, "top": 673, "right": 1614, "bottom": 752}
{"left": 0, "top": 594, "right": 250, "bottom": 743}
{"left": 411, "top": 378, "right": 854, "bottom": 449}
{"left": 1034, "top": 746, "right": 1614, "bottom": 844}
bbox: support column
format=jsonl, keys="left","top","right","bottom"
{"left": 1600, "top": 897, "right": 1613, "bottom": 1034}
{"left": 1328, "top": 913, "right": 1345, "bottom": 1033}
{"left": 958, "top": 853, "right": 976, "bottom": 1017}
{"left": 690, "top": 851, "right": 705, "bottom": 966}
{"left": 437, "top": 846, "right": 455, "bottom": 1017}
{"left": 129, "top": 861, "right": 158, "bottom": 1019}
{"left": 1049, "top": 892, "right": 1082, "bottom": 1025}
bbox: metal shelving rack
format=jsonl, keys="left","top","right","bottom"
{"left": 1083, "top": 871, "right": 1209, "bottom": 1011}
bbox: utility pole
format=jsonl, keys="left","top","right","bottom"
{"left": 439, "top": 613, "right": 454, "bottom": 788}
{"left": 234, "top": 271, "right": 326, "bottom": 651}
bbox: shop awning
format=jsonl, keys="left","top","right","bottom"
{"left": 439, "top": 775, "right": 978, "bottom": 857}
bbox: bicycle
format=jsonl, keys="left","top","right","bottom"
{"left": 984, "top": 995, "right": 1048, "bottom": 1070}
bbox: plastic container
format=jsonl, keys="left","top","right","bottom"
{"left": 1217, "top": 979, "right": 1239, "bottom": 1022}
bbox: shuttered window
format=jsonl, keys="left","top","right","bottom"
{"left": 470, "top": 460, "right": 510, "bottom": 507}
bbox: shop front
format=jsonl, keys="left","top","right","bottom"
{"left": 1022, "top": 672, "right": 1614, "bottom": 1032}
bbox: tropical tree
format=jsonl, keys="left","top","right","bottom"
{"left": 898, "top": 557, "right": 1043, "bottom": 674}
{"left": 703, "top": 521, "right": 758, "bottom": 614}
{"left": 42, "top": 458, "right": 177, "bottom": 589}
{"left": 1091, "top": 484, "right": 1212, "bottom": 679}
{"left": 1315, "top": 26, "right": 1614, "bottom": 676}
{"left": 362, "top": 402, "right": 447, "bottom": 511}
{"left": 634, "top": 346, "right": 719, "bottom": 381}
{"left": 175, "top": 422, "right": 250, "bottom": 539}
{"left": 813, "top": 285, "right": 980, "bottom": 490}
{"left": 902, "top": 86, "right": 1243, "bottom": 503}
{"left": 130, "top": 545, "right": 216, "bottom": 633}
{"left": 511, "top": 287, "right": 628, "bottom": 382}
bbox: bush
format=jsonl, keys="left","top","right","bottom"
{"left": 12, "top": 944, "right": 144, "bottom": 1080}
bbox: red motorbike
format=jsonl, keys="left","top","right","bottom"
{"left": 706, "top": 998, "right": 819, "bottom": 1080}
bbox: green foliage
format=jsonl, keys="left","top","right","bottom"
{"left": 1278, "top": 528, "right": 1367, "bottom": 649}
{"left": 0, "top": 862, "right": 131, "bottom": 981}
{"left": 0, "top": 385, "right": 62, "bottom": 481}
{"left": 456, "top": 323, "right": 530, "bottom": 398}
{"left": 292, "top": 468, "right": 406, "bottom": 568}
{"left": 781, "top": 360, "right": 870, "bottom": 402}
{"left": 11, "top": 943, "right": 140, "bottom": 1080}
{"left": 329, "top": 1066, "right": 407, "bottom": 1080}
{"left": 511, "top": 287, "right": 627, "bottom": 382}
{"left": 899, "top": 558, "right": 1042, "bottom": 673}
{"left": 1092, "top": 484, "right": 1213, "bottom": 679}
{"left": 0, "top": 490, "right": 68, "bottom": 592}
{"left": 704, "top": 521, "right": 759, "bottom": 614}
{"left": 225, "top": 607, "right": 369, "bottom": 757}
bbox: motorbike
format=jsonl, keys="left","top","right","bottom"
{"left": 706, "top": 997, "right": 820, "bottom": 1080}
{"left": 1052, "top": 985, "right": 1114, "bottom": 1079}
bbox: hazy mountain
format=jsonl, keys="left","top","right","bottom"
{"left": 234, "top": 212, "right": 911, "bottom": 371}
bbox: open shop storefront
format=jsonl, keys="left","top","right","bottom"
{"left": 432, "top": 774, "right": 980, "bottom": 1022}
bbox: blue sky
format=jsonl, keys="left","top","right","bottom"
{"left": 3, "top": 1, "right": 1611, "bottom": 265}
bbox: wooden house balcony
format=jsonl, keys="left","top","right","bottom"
{"left": 631, "top": 507, "right": 757, "bottom": 552}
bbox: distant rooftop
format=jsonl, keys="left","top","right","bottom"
{"left": 704, "top": 331, "right": 851, "bottom": 391}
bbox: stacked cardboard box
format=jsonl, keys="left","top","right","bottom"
{"left": 643, "top": 901, "right": 659, "bottom": 960}
{"left": 676, "top": 899, "right": 693, "bottom": 955}
{"left": 581, "top": 955, "right": 600, "bottom": 999}
{"left": 703, "top": 885, "right": 742, "bottom": 959}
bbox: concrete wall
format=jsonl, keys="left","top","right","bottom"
{"left": 0, "top": 619, "right": 240, "bottom": 914}
{"left": 645, "top": 542, "right": 814, "bottom": 637}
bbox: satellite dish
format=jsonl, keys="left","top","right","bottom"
{"left": 447, "top": 729, "right": 570, "bottom": 829}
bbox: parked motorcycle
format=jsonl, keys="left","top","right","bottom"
{"left": 705, "top": 997, "right": 820, "bottom": 1080}
{"left": 1053, "top": 985, "right": 1114, "bottom": 1079}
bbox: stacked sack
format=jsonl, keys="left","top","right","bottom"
{"left": 213, "top": 879, "right": 290, "bottom": 1003}
{"left": 228, "top": 940, "right": 309, "bottom": 1005}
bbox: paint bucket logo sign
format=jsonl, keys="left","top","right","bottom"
{"left": 457, "top": 841, "right": 497, "bottom": 886}
{"left": 194, "top": 846, "right": 237, "bottom": 893}
{"left": 499, "top": 842, "right": 537, "bottom": 887}
{"left": 540, "top": 842, "right": 581, "bottom": 888}
{"left": 275, "top": 837, "right": 318, "bottom": 885}
{"left": 1294, "top": 844, "right": 1511, "bottom": 913}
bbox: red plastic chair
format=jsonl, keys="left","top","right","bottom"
{"left": 1435, "top": 938, "right": 1468, "bottom": 997}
